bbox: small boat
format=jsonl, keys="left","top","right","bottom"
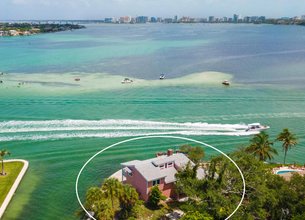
{"left": 222, "top": 80, "right": 230, "bottom": 86}
{"left": 74, "top": 78, "right": 80, "bottom": 81}
{"left": 121, "top": 78, "right": 133, "bottom": 84}
{"left": 246, "top": 123, "right": 270, "bottom": 132}
{"left": 159, "top": 74, "right": 165, "bottom": 80}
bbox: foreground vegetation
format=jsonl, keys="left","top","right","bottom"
{"left": 79, "top": 178, "right": 168, "bottom": 220}
{"left": 0, "top": 161, "right": 24, "bottom": 205}
{"left": 176, "top": 150, "right": 305, "bottom": 220}
{"left": 81, "top": 128, "right": 303, "bottom": 219}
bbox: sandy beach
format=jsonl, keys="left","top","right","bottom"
{"left": 0, "top": 71, "right": 233, "bottom": 95}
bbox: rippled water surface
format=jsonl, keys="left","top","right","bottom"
{"left": 0, "top": 24, "right": 305, "bottom": 220}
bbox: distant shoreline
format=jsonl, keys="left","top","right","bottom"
{"left": 0, "top": 23, "right": 85, "bottom": 37}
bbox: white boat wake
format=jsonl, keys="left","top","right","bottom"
{"left": 0, "top": 119, "right": 259, "bottom": 142}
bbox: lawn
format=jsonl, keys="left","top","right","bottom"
{"left": 0, "top": 161, "right": 24, "bottom": 206}
{"left": 136, "top": 203, "right": 169, "bottom": 220}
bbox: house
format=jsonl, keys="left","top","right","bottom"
{"left": 121, "top": 149, "right": 204, "bottom": 201}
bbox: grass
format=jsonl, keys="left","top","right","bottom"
{"left": 0, "top": 161, "right": 24, "bottom": 206}
{"left": 136, "top": 203, "right": 169, "bottom": 220}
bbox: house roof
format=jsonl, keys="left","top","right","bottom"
{"left": 121, "top": 153, "right": 193, "bottom": 182}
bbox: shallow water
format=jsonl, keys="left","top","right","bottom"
{"left": 0, "top": 24, "right": 305, "bottom": 219}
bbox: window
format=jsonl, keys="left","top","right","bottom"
{"left": 160, "top": 164, "right": 164, "bottom": 169}
{"left": 123, "top": 167, "right": 133, "bottom": 177}
{"left": 168, "top": 162, "right": 173, "bottom": 167}
{"left": 152, "top": 179, "right": 160, "bottom": 186}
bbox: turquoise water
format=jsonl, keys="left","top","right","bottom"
{"left": 0, "top": 24, "right": 305, "bottom": 219}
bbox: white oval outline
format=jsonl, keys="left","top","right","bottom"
{"left": 75, "top": 135, "right": 246, "bottom": 220}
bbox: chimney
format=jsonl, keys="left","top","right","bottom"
{"left": 167, "top": 149, "right": 173, "bottom": 157}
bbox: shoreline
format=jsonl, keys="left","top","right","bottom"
{"left": 0, "top": 159, "right": 29, "bottom": 219}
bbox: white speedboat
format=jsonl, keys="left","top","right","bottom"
{"left": 246, "top": 123, "right": 269, "bottom": 132}
{"left": 121, "top": 78, "right": 133, "bottom": 84}
{"left": 159, "top": 74, "right": 165, "bottom": 80}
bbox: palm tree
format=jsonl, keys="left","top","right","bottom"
{"left": 276, "top": 128, "right": 298, "bottom": 165}
{"left": 94, "top": 200, "right": 113, "bottom": 220}
{"left": 0, "top": 149, "right": 11, "bottom": 175}
{"left": 85, "top": 187, "right": 104, "bottom": 210}
{"left": 119, "top": 184, "right": 139, "bottom": 217}
{"left": 245, "top": 132, "right": 277, "bottom": 161}
{"left": 101, "top": 178, "right": 122, "bottom": 210}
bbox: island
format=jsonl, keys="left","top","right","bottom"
{"left": 0, "top": 23, "right": 85, "bottom": 37}
{"left": 80, "top": 128, "right": 305, "bottom": 220}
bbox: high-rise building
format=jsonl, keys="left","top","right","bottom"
{"left": 136, "top": 16, "right": 148, "bottom": 23}
{"left": 150, "top": 17, "right": 157, "bottom": 23}
{"left": 104, "top": 17, "right": 114, "bottom": 23}
{"left": 233, "top": 14, "right": 239, "bottom": 23}
{"left": 258, "top": 16, "right": 266, "bottom": 23}
{"left": 244, "top": 16, "right": 251, "bottom": 23}
{"left": 119, "top": 16, "right": 131, "bottom": 23}
{"left": 209, "top": 16, "right": 215, "bottom": 23}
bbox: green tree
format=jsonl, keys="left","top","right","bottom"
{"left": 175, "top": 161, "right": 201, "bottom": 200}
{"left": 93, "top": 200, "right": 114, "bottom": 220}
{"left": 83, "top": 187, "right": 114, "bottom": 220}
{"left": 179, "top": 145, "right": 192, "bottom": 154}
{"left": 101, "top": 178, "right": 122, "bottom": 211}
{"left": 119, "top": 184, "right": 139, "bottom": 219}
{"left": 181, "top": 211, "right": 212, "bottom": 220}
{"left": 245, "top": 131, "right": 277, "bottom": 161}
{"left": 189, "top": 146, "right": 205, "bottom": 164}
{"left": 148, "top": 186, "right": 166, "bottom": 208}
{"left": 85, "top": 187, "right": 104, "bottom": 210}
{"left": 276, "top": 128, "right": 298, "bottom": 165}
{"left": 0, "top": 149, "right": 11, "bottom": 175}
{"left": 179, "top": 145, "right": 205, "bottom": 163}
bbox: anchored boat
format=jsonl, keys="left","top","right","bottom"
{"left": 121, "top": 78, "right": 133, "bottom": 84}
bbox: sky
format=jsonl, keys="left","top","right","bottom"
{"left": 0, "top": 0, "right": 304, "bottom": 20}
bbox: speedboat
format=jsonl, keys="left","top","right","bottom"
{"left": 121, "top": 78, "right": 133, "bottom": 84}
{"left": 246, "top": 123, "right": 269, "bottom": 132}
{"left": 159, "top": 74, "right": 165, "bottom": 80}
{"left": 222, "top": 80, "right": 230, "bottom": 86}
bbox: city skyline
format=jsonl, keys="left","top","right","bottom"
{"left": 1, "top": 0, "right": 305, "bottom": 20}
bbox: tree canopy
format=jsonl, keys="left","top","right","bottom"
{"left": 276, "top": 128, "right": 298, "bottom": 165}
{"left": 245, "top": 131, "right": 278, "bottom": 161}
{"left": 175, "top": 149, "right": 305, "bottom": 220}
{"left": 179, "top": 145, "right": 205, "bottom": 163}
{"left": 148, "top": 186, "right": 166, "bottom": 208}
{"left": 82, "top": 178, "right": 140, "bottom": 220}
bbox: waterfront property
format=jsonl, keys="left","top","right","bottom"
{"left": 121, "top": 149, "right": 205, "bottom": 201}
